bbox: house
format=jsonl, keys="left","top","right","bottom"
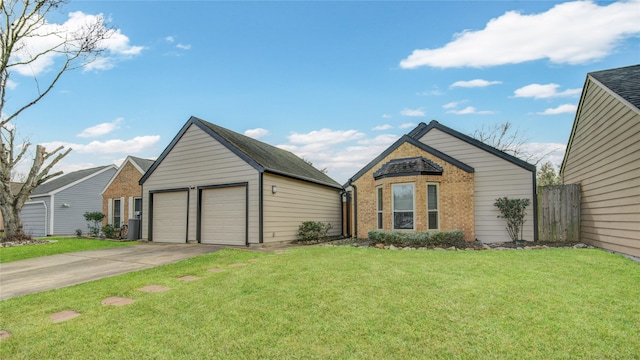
{"left": 139, "top": 116, "right": 343, "bottom": 246}
{"left": 101, "top": 156, "right": 155, "bottom": 231}
{"left": 21, "top": 165, "right": 118, "bottom": 237}
{"left": 346, "top": 121, "right": 537, "bottom": 243}
{"left": 560, "top": 64, "right": 640, "bottom": 258}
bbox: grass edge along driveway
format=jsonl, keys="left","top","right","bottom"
{"left": 1, "top": 246, "right": 638, "bottom": 359}
{"left": 0, "top": 238, "right": 137, "bottom": 263}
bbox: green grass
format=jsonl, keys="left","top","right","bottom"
{"left": 1, "top": 247, "right": 638, "bottom": 359}
{"left": 0, "top": 237, "right": 137, "bottom": 263}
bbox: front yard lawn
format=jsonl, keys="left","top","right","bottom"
{"left": 0, "top": 238, "right": 137, "bottom": 263}
{"left": 0, "top": 247, "right": 638, "bottom": 359}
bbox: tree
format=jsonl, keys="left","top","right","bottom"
{"left": 537, "top": 161, "right": 562, "bottom": 187}
{"left": 471, "top": 122, "right": 559, "bottom": 165}
{"left": 493, "top": 197, "right": 531, "bottom": 243}
{"left": 0, "top": 0, "right": 113, "bottom": 240}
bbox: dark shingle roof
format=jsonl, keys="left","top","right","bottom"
{"left": 32, "top": 166, "right": 113, "bottom": 196}
{"left": 198, "top": 119, "right": 341, "bottom": 188}
{"left": 129, "top": 156, "right": 155, "bottom": 173}
{"left": 589, "top": 64, "right": 640, "bottom": 111}
{"left": 373, "top": 157, "right": 443, "bottom": 180}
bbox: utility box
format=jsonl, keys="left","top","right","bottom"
{"left": 127, "top": 218, "right": 140, "bottom": 240}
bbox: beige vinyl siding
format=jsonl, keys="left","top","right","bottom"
{"left": 142, "top": 124, "right": 260, "bottom": 243}
{"left": 263, "top": 173, "right": 342, "bottom": 243}
{"left": 418, "top": 128, "right": 534, "bottom": 243}
{"left": 562, "top": 78, "right": 640, "bottom": 257}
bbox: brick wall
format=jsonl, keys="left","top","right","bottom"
{"left": 102, "top": 161, "right": 143, "bottom": 226}
{"left": 353, "top": 142, "right": 475, "bottom": 241}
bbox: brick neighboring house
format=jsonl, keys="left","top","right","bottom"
{"left": 102, "top": 156, "right": 155, "bottom": 230}
{"left": 346, "top": 121, "right": 537, "bottom": 243}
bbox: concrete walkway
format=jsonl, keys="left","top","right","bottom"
{"left": 0, "top": 243, "right": 223, "bottom": 301}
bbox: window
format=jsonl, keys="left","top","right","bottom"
{"left": 134, "top": 197, "right": 142, "bottom": 217}
{"left": 427, "top": 183, "right": 439, "bottom": 230}
{"left": 113, "top": 199, "right": 121, "bottom": 229}
{"left": 392, "top": 183, "right": 414, "bottom": 230}
{"left": 376, "top": 186, "right": 383, "bottom": 229}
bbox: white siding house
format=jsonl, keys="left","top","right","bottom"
{"left": 561, "top": 64, "right": 640, "bottom": 258}
{"left": 140, "top": 116, "right": 342, "bottom": 246}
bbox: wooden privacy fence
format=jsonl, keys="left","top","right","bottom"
{"left": 537, "top": 184, "right": 581, "bottom": 242}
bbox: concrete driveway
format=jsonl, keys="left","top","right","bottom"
{"left": 0, "top": 243, "right": 223, "bottom": 301}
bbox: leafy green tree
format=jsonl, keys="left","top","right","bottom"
{"left": 537, "top": 161, "right": 562, "bottom": 186}
{"left": 494, "top": 197, "right": 531, "bottom": 243}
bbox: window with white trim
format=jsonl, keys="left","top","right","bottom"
{"left": 376, "top": 186, "right": 383, "bottom": 229}
{"left": 113, "top": 198, "right": 121, "bottom": 229}
{"left": 392, "top": 183, "right": 414, "bottom": 230}
{"left": 427, "top": 183, "right": 439, "bottom": 230}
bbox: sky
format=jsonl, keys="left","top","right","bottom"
{"left": 5, "top": 0, "right": 640, "bottom": 185}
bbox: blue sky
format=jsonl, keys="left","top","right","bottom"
{"left": 6, "top": 0, "right": 640, "bottom": 184}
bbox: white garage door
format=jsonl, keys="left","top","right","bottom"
{"left": 152, "top": 191, "right": 188, "bottom": 243}
{"left": 21, "top": 202, "right": 47, "bottom": 237}
{"left": 201, "top": 186, "right": 246, "bottom": 246}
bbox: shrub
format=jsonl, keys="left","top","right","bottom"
{"left": 102, "top": 224, "right": 116, "bottom": 239}
{"left": 75, "top": 229, "right": 83, "bottom": 238}
{"left": 83, "top": 212, "right": 105, "bottom": 237}
{"left": 493, "top": 197, "right": 531, "bottom": 243}
{"left": 297, "top": 221, "right": 333, "bottom": 242}
{"left": 368, "top": 229, "right": 465, "bottom": 248}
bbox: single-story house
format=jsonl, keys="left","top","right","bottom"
{"left": 139, "top": 116, "right": 343, "bottom": 246}
{"left": 21, "top": 165, "right": 117, "bottom": 237}
{"left": 101, "top": 156, "right": 155, "bottom": 233}
{"left": 560, "top": 64, "right": 640, "bottom": 258}
{"left": 346, "top": 120, "right": 537, "bottom": 243}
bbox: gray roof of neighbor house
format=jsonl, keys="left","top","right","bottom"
{"left": 129, "top": 156, "right": 155, "bottom": 173}
{"left": 140, "top": 117, "right": 342, "bottom": 189}
{"left": 589, "top": 64, "right": 640, "bottom": 111}
{"left": 31, "top": 166, "right": 114, "bottom": 196}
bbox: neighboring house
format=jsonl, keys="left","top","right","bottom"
{"left": 139, "top": 116, "right": 343, "bottom": 246}
{"left": 346, "top": 121, "right": 537, "bottom": 243}
{"left": 560, "top": 64, "right": 640, "bottom": 258}
{"left": 0, "top": 183, "right": 24, "bottom": 231}
{"left": 101, "top": 156, "right": 155, "bottom": 230}
{"left": 21, "top": 165, "right": 118, "bottom": 237}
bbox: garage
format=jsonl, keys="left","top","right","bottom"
{"left": 21, "top": 202, "right": 47, "bottom": 237}
{"left": 200, "top": 185, "right": 247, "bottom": 246}
{"left": 151, "top": 190, "right": 188, "bottom": 243}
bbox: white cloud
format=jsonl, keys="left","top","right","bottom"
{"left": 6, "top": 79, "right": 18, "bottom": 90}
{"left": 417, "top": 87, "right": 444, "bottom": 96}
{"left": 165, "top": 36, "right": 175, "bottom": 42}
{"left": 373, "top": 124, "right": 393, "bottom": 131}
{"left": 399, "top": 0, "right": 640, "bottom": 69}
{"left": 443, "top": 101, "right": 463, "bottom": 109}
{"left": 287, "top": 128, "right": 365, "bottom": 145}
{"left": 400, "top": 108, "right": 426, "bottom": 117}
{"left": 41, "top": 135, "right": 160, "bottom": 155}
{"left": 537, "top": 104, "right": 578, "bottom": 115}
{"left": 447, "top": 106, "right": 495, "bottom": 115}
{"left": 514, "top": 83, "right": 582, "bottom": 99}
{"left": 244, "top": 128, "right": 269, "bottom": 139}
{"left": 451, "top": 79, "right": 502, "bottom": 88}
{"left": 399, "top": 122, "right": 417, "bottom": 129}
{"left": 77, "top": 117, "right": 123, "bottom": 138}
{"left": 382, "top": 114, "right": 393, "bottom": 119}
{"left": 11, "top": 11, "right": 143, "bottom": 76}
{"left": 522, "top": 142, "right": 566, "bottom": 167}
{"left": 176, "top": 43, "right": 192, "bottom": 50}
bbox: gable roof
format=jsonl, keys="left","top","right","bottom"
{"left": 348, "top": 133, "right": 474, "bottom": 185}
{"left": 374, "top": 157, "right": 444, "bottom": 180}
{"left": 101, "top": 156, "right": 155, "bottom": 195}
{"left": 588, "top": 64, "right": 640, "bottom": 111}
{"left": 129, "top": 156, "right": 155, "bottom": 173}
{"left": 31, "top": 165, "right": 117, "bottom": 197}
{"left": 560, "top": 64, "right": 640, "bottom": 175}
{"left": 140, "top": 116, "right": 341, "bottom": 189}
{"left": 411, "top": 120, "right": 537, "bottom": 172}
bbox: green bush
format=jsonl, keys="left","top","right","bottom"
{"left": 368, "top": 229, "right": 465, "bottom": 248}
{"left": 83, "top": 212, "right": 105, "bottom": 237}
{"left": 75, "top": 229, "right": 83, "bottom": 238}
{"left": 494, "top": 197, "right": 531, "bottom": 243}
{"left": 102, "top": 224, "right": 116, "bottom": 239}
{"left": 297, "top": 221, "right": 333, "bottom": 242}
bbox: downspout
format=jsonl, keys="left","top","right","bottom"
{"left": 351, "top": 183, "right": 357, "bottom": 239}
{"left": 259, "top": 172, "right": 264, "bottom": 244}
{"left": 532, "top": 170, "right": 539, "bottom": 242}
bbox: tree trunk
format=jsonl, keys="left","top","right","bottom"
{"left": 0, "top": 199, "right": 24, "bottom": 240}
